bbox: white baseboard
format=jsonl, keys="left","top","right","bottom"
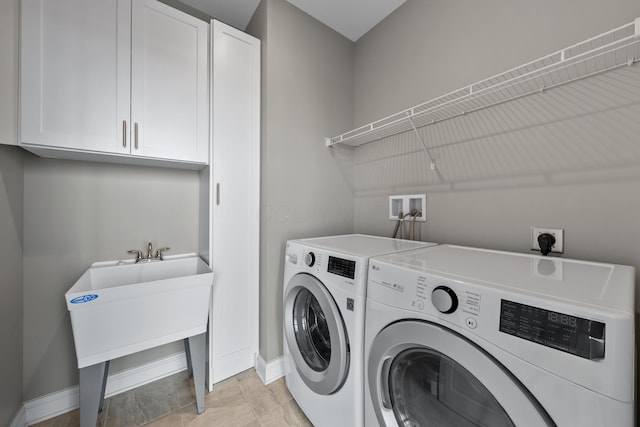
{"left": 24, "top": 351, "right": 187, "bottom": 425}
{"left": 9, "top": 405, "right": 27, "bottom": 427}
{"left": 24, "top": 386, "right": 78, "bottom": 425}
{"left": 254, "top": 353, "right": 285, "bottom": 385}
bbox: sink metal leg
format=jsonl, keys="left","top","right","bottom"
{"left": 187, "top": 333, "right": 206, "bottom": 414}
{"left": 183, "top": 338, "right": 193, "bottom": 378}
{"left": 98, "top": 360, "right": 110, "bottom": 413}
{"left": 79, "top": 361, "right": 109, "bottom": 427}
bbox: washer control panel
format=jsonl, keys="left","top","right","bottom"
{"left": 369, "top": 260, "right": 483, "bottom": 331}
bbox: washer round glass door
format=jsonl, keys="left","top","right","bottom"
{"left": 368, "top": 321, "right": 555, "bottom": 427}
{"left": 284, "top": 273, "right": 349, "bottom": 395}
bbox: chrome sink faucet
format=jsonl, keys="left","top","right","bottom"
{"left": 127, "top": 242, "right": 170, "bottom": 263}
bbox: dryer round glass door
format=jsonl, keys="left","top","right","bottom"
{"left": 284, "top": 273, "right": 349, "bottom": 395}
{"left": 293, "top": 288, "right": 331, "bottom": 371}
{"left": 368, "top": 321, "right": 554, "bottom": 427}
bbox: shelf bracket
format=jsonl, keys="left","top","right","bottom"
{"left": 406, "top": 113, "right": 443, "bottom": 181}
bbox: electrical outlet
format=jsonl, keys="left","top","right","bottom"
{"left": 531, "top": 227, "right": 564, "bottom": 254}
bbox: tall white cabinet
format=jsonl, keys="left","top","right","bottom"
{"left": 20, "top": 0, "right": 209, "bottom": 167}
{"left": 201, "top": 20, "right": 261, "bottom": 387}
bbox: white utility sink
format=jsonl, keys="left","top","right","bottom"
{"left": 65, "top": 253, "right": 213, "bottom": 369}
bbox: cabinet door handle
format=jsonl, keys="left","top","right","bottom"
{"left": 134, "top": 123, "right": 139, "bottom": 149}
{"left": 216, "top": 183, "right": 220, "bottom": 205}
{"left": 122, "top": 120, "right": 127, "bottom": 147}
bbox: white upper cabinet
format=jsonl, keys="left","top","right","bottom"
{"left": 21, "top": 0, "right": 129, "bottom": 154}
{"left": 20, "top": 0, "right": 209, "bottom": 168}
{"left": 131, "top": 0, "right": 208, "bottom": 163}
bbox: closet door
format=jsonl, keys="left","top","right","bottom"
{"left": 20, "top": 0, "right": 130, "bottom": 153}
{"left": 209, "top": 20, "right": 260, "bottom": 386}
{"left": 130, "top": 0, "right": 208, "bottom": 163}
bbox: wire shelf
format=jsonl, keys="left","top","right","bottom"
{"left": 326, "top": 18, "right": 640, "bottom": 148}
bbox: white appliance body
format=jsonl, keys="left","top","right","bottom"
{"left": 365, "top": 245, "right": 635, "bottom": 427}
{"left": 282, "top": 235, "right": 436, "bottom": 427}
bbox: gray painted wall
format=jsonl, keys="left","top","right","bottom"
{"left": 1, "top": 4, "right": 23, "bottom": 422}
{"left": 247, "top": 0, "right": 355, "bottom": 361}
{"left": 0, "top": 145, "right": 24, "bottom": 427}
{"left": 350, "top": 0, "right": 640, "bottom": 394}
{"left": 0, "top": 0, "right": 18, "bottom": 146}
{"left": 352, "top": 0, "right": 640, "bottom": 279}
{"left": 22, "top": 156, "right": 200, "bottom": 399}
{"left": 354, "top": 0, "right": 640, "bottom": 127}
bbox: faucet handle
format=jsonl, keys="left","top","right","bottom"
{"left": 156, "top": 247, "right": 170, "bottom": 260}
{"left": 127, "top": 250, "right": 142, "bottom": 263}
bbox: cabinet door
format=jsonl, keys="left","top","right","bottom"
{"left": 20, "top": 0, "right": 131, "bottom": 154}
{"left": 131, "top": 0, "right": 208, "bottom": 163}
{"left": 208, "top": 20, "right": 260, "bottom": 386}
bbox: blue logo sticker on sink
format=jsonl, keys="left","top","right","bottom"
{"left": 70, "top": 294, "right": 99, "bottom": 304}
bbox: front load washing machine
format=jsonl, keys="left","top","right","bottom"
{"left": 282, "top": 234, "right": 437, "bottom": 427}
{"left": 365, "top": 244, "right": 635, "bottom": 427}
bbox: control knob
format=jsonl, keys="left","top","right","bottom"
{"left": 431, "top": 286, "right": 458, "bottom": 314}
{"left": 305, "top": 252, "right": 316, "bottom": 267}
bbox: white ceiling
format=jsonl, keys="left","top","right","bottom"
{"left": 178, "top": 0, "right": 407, "bottom": 42}
{"left": 285, "top": 0, "right": 407, "bottom": 42}
{"left": 179, "top": 0, "right": 261, "bottom": 30}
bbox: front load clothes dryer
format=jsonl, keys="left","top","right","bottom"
{"left": 282, "top": 234, "right": 437, "bottom": 427}
{"left": 364, "top": 244, "right": 635, "bottom": 427}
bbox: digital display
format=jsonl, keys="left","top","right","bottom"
{"left": 499, "top": 300, "right": 605, "bottom": 360}
{"left": 327, "top": 256, "right": 356, "bottom": 279}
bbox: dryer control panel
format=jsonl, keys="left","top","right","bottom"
{"left": 327, "top": 256, "right": 356, "bottom": 279}
{"left": 499, "top": 299, "right": 605, "bottom": 360}
{"left": 285, "top": 242, "right": 361, "bottom": 290}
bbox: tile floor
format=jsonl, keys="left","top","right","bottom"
{"left": 33, "top": 369, "right": 312, "bottom": 427}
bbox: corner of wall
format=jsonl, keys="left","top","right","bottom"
{"left": 254, "top": 353, "right": 285, "bottom": 385}
{"left": 0, "top": 144, "right": 25, "bottom": 427}
{"left": 8, "top": 405, "right": 26, "bottom": 427}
